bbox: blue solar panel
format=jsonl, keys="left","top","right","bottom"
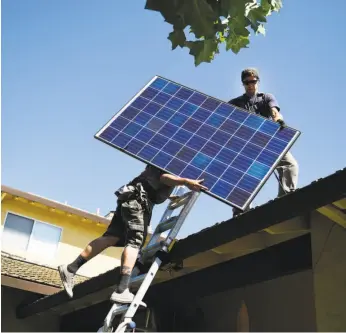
{"left": 95, "top": 76, "right": 300, "bottom": 210}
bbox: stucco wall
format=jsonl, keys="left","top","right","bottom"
{"left": 162, "top": 270, "right": 316, "bottom": 332}
{"left": 194, "top": 270, "right": 316, "bottom": 332}
{"left": 1, "top": 198, "right": 122, "bottom": 278}
{"left": 310, "top": 210, "right": 346, "bottom": 332}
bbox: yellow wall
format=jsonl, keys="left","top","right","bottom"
{"left": 1, "top": 197, "right": 122, "bottom": 278}
{"left": 169, "top": 270, "right": 316, "bottom": 332}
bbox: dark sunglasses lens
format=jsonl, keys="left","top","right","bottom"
{"left": 244, "top": 80, "right": 258, "bottom": 85}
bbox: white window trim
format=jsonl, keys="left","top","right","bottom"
{"left": 2, "top": 210, "right": 63, "bottom": 263}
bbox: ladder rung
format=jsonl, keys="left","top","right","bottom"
{"left": 129, "top": 274, "right": 147, "bottom": 291}
{"left": 108, "top": 303, "right": 130, "bottom": 315}
{"left": 168, "top": 192, "right": 192, "bottom": 209}
{"left": 141, "top": 242, "right": 164, "bottom": 257}
{"left": 155, "top": 216, "right": 178, "bottom": 234}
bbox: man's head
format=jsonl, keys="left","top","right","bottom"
{"left": 241, "top": 68, "right": 260, "bottom": 96}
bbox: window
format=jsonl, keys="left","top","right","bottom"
{"left": 1, "top": 212, "right": 62, "bottom": 261}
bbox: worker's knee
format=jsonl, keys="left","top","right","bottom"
{"left": 126, "top": 229, "right": 144, "bottom": 250}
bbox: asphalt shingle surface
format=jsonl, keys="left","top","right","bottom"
{"left": 1, "top": 254, "right": 88, "bottom": 287}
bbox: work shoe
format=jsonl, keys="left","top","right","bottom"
{"left": 58, "top": 265, "right": 75, "bottom": 298}
{"left": 110, "top": 288, "right": 134, "bottom": 304}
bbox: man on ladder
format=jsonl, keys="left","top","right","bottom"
{"left": 58, "top": 165, "right": 207, "bottom": 304}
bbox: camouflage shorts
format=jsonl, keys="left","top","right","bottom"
{"left": 103, "top": 198, "right": 152, "bottom": 249}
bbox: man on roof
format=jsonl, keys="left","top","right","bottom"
{"left": 58, "top": 165, "right": 207, "bottom": 304}
{"left": 229, "top": 68, "right": 299, "bottom": 216}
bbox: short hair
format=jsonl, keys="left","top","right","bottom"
{"left": 241, "top": 68, "right": 260, "bottom": 81}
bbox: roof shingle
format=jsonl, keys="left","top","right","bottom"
{"left": 1, "top": 254, "right": 88, "bottom": 288}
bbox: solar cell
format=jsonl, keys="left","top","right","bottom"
{"left": 95, "top": 76, "right": 300, "bottom": 210}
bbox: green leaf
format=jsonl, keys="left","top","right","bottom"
{"left": 226, "top": 14, "right": 250, "bottom": 53}
{"left": 185, "top": 39, "right": 219, "bottom": 66}
{"left": 144, "top": 0, "right": 283, "bottom": 65}
{"left": 261, "top": 0, "right": 283, "bottom": 14}
{"left": 221, "top": 0, "right": 253, "bottom": 17}
{"left": 168, "top": 29, "right": 186, "bottom": 49}
{"left": 228, "top": 16, "right": 250, "bottom": 37}
{"left": 246, "top": 5, "right": 268, "bottom": 33}
{"left": 178, "top": 0, "right": 218, "bottom": 38}
{"left": 268, "top": 0, "right": 283, "bottom": 12}
{"left": 218, "top": 30, "right": 226, "bottom": 42}
{"left": 226, "top": 32, "right": 250, "bottom": 54}
{"left": 261, "top": 0, "right": 273, "bottom": 14}
{"left": 145, "top": 0, "right": 218, "bottom": 38}
{"left": 145, "top": 0, "right": 186, "bottom": 29}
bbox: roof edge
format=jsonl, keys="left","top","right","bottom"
{"left": 1, "top": 185, "right": 110, "bottom": 225}
{"left": 1, "top": 252, "right": 90, "bottom": 279}
{"left": 170, "top": 168, "right": 346, "bottom": 261}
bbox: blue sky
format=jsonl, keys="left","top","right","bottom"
{"left": 2, "top": 0, "right": 346, "bottom": 238}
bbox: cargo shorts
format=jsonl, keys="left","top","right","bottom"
{"left": 103, "top": 198, "right": 153, "bottom": 249}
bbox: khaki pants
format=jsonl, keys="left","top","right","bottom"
{"left": 276, "top": 151, "right": 299, "bottom": 197}
{"left": 233, "top": 151, "right": 299, "bottom": 215}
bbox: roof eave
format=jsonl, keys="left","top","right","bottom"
{"left": 1, "top": 185, "right": 110, "bottom": 226}
{"left": 169, "top": 168, "right": 346, "bottom": 262}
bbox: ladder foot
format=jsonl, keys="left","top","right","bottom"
{"left": 98, "top": 325, "right": 112, "bottom": 332}
{"left": 128, "top": 321, "right": 136, "bottom": 329}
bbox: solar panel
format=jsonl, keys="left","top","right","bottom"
{"left": 95, "top": 76, "right": 300, "bottom": 211}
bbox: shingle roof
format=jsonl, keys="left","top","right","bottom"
{"left": 1, "top": 254, "right": 88, "bottom": 288}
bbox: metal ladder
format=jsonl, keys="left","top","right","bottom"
{"left": 99, "top": 185, "right": 200, "bottom": 332}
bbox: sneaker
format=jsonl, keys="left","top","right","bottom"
{"left": 58, "top": 265, "right": 75, "bottom": 298}
{"left": 110, "top": 288, "right": 134, "bottom": 304}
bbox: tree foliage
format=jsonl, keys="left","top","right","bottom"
{"left": 145, "top": 0, "right": 283, "bottom": 66}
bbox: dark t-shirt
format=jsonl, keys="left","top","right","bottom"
{"left": 229, "top": 92, "right": 280, "bottom": 118}
{"left": 129, "top": 165, "right": 174, "bottom": 204}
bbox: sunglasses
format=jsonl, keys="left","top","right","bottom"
{"left": 243, "top": 80, "right": 258, "bottom": 85}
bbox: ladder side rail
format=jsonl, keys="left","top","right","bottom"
{"left": 103, "top": 303, "right": 128, "bottom": 332}
{"left": 115, "top": 257, "right": 162, "bottom": 333}
{"left": 144, "top": 186, "right": 189, "bottom": 250}
{"left": 140, "top": 191, "right": 199, "bottom": 263}
{"left": 102, "top": 273, "right": 148, "bottom": 331}
{"left": 145, "top": 208, "right": 175, "bottom": 248}
{"left": 165, "top": 190, "right": 200, "bottom": 246}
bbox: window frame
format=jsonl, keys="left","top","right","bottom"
{"left": 2, "top": 210, "right": 63, "bottom": 261}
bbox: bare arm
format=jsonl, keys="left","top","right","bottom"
{"left": 160, "top": 174, "right": 187, "bottom": 187}
{"left": 160, "top": 173, "right": 208, "bottom": 192}
{"left": 270, "top": 107, "right": 283, "bottom": 122}
{"left": 265, "top": 94, "right": 284, "bottom": 124}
